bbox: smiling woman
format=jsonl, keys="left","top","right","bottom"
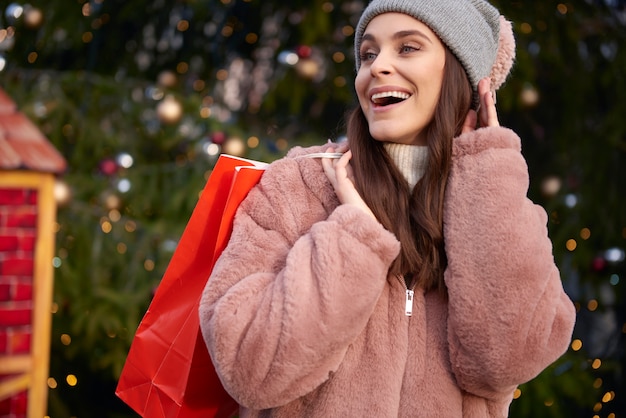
{"left": 198, "top": 0, "right": 576, "bottom": 417}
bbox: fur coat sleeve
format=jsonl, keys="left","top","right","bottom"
{"left": 198, "top": 146, "right": 401, "bottom": 409}
{"left": 443, "top": 126, "right": 576, "bottom": 400}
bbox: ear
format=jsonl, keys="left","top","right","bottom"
{"left": 490, "top": 16, "right": 516, "bottom": 91}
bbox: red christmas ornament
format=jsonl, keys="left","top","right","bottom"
{"left": 296, "top": 45, "right": 312, "bottom": 59}
{"left": 211, "top": 131, "right": 226, "bottom": 145}
{"left": 99, "top": 158, "right": 119, "bottom": 176}
{"left": 591, "top": 256, "right": 606, "bottom": 272}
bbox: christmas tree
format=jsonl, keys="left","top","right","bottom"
{"left": 0, "top": 0, "right": 624, "bottom": 416}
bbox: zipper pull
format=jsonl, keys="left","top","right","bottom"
{"left": 405, "top": 289, "right": 414, "bottom": 316}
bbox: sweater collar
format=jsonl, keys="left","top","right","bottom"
{"left": 383, "top": 142, "right": 429, "bottom": 190}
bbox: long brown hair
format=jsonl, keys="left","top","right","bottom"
{"left": 348, "top": 48, "right": 472, "bottom": 292}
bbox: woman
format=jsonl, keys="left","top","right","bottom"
{"left": 199, "top": 0, "right": 576, "bottom": 416}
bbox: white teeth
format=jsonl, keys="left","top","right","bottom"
{"left": 371, "top": 91, "right": 411, "bottom": 102}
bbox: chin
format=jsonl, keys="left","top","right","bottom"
{"left": 369, "top": 129, "right": 414, "bottom": 145}
{"left": 369, "top": 127, "right": 396, "bottom": 142}
{"left": 368, "top": 121, "right": 428, "bottom": 145}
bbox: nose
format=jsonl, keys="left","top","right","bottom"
{"left": 369, "top": 50, "right": 393, "bottom": 77}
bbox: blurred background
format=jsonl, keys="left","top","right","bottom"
{"left": 0, "top": 0, "right": 624, "bottom": 416}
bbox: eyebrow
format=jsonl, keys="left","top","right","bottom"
{"left": 361, "top": 29, "right": 434, "bottom": 45}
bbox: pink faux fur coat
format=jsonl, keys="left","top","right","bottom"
{"left": 199, "top": 126, "right": 576, "bottom": 417}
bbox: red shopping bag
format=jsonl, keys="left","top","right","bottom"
{"left": 116, "top": 154, "right": 267, "bottom": 418}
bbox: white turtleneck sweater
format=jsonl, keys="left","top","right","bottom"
{"left": 383, "top": 142, "right": 429, "bottom": 190}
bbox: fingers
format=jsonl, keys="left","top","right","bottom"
{"left": 336, "top": 150, "right": 353, "bottom": 177}
{"left": 477, "top": 78, "right": 499, "bottom": 128}
{"left": 334, "top": 141, "right": 350, "bottom": 154}
{"left": 321, "top": 157, "right": 336, "bottom": 186}
{"left": 321, "top": 150, "right": 377, "bottom": 220}
{"left": 322, "top": 150, "right": 352, "bottom": 186}
{"left": 462, "top": 109, "right": 477, "bottom": 134}
{"left": 463, "top": 78, "right": 500, "bottom": 133}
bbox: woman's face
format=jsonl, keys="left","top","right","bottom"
{"left": 355, "top": 13, "right": 446, "bottom": 146}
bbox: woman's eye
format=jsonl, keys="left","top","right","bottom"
{"left": 360, "top": 51, "right": 377, "bottom": 61}
{"left": 400, "top": 45, "right": 418, "bottom": 53}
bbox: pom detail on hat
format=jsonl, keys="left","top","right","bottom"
{"left": 490, "top": 16, "right": 516, "bottom": 91}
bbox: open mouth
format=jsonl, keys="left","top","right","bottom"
{"left": 371, "top": 91, "right": 411, "bottom": 106}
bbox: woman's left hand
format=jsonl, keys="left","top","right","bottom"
{"left": 461, "top": 77, "right": 499, "bottom": 133}
{"left": 321, "top": 150, "right": 377, "bottom": 220}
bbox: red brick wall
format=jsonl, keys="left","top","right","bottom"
{"left": 0, "top": 187, "right": 37, "bottom": 418}
{"left": 0, "top": 391, "right": 26, "bottom": 418}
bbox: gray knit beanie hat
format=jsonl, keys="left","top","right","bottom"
{"left": 354, "top": 0, "right": 516, "bottom": 92}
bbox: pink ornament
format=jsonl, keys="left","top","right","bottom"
{"left": 211, "top": 131, "right": 226, "bottom": 145}
{"left": 99, "top": 158, "right": 118, "bottom": 176}
{"left": 591, "top": 256, "right": 606, "bottom": 272}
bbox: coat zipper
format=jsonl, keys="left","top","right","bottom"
{"left": 397, "top": 275, "right": 415, "bottom": 317}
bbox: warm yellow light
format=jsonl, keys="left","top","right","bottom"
{"left": 566, "top": 239, "right": 577, "bottom": 251}
{"left": 101, "top": 221, "right": 112, "bottom": 234}
{"left": 588, "top": 300, "right": 599, "bottom": 312}
{"left": 47, "top": 378, "right": 57, "bottom": 389}
{"left": 82, "top": 3, "right": 91, "bottom": 16}
{"left": 109, "top": 209, "right": 121, "bottom": 222}
{"left": 177, "top": 20, "right": 189, "bottom": 32}
{"left": 247, "top": 136, "right": 260, "bottom": 148}
{"left": 334, "top": 76, "right": 347, "bottom": 87}
{"left": 276, "top": 138, "right": 288, "bottom": 151}
{"left": 193, "top": 79, "right": 206, "bottom": 91}
{"left": 602, "top": 391, "right": 614, "bottom": 403}
{"left": 200, "top": 107, "right": 211, "bottom": 118}
{"left": 216, "top": 69, "right": 229, "bottom": 81}
{"left": 342, "top": 25, "right": 354, "bottom": 36}
{"left": 513, "top": 388, "right": 521, "bottom": 399}
{"left": 221, "top": 25, "right": 233, "bottom": 37}
{"left": 322, "top": 2, "right": 334, "bottom": 12}
{"left": 125, "top": 220, "right": 137, "bottom": 232}
{"left": 60, "top": 334, "right": 71, "bottom": 345}
{"left": 591, "top": 359, "right": 602, "bottom": 369}
{"left": 144, "top": 259, "right": 155, "bottom": 272}
{"left": 571, "top": 339, "right": 582, "bottom": 351}
{"left": 66, "top": 374, "right": 78, "bottom": 387}
{"left": 332, "top": 52, "right": 345, "bottom": 63}
{"left": 176, "top": 62, "right": 189, "bottom": 74}
{"left": 580, "top": 228, "right": 591, "bottom": 240}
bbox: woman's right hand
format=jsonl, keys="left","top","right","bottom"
{"left": 321, "top": 150, "right": 377, "bottom": 220}
{"left": 462, "top": 77, "right": 499, "bottom": 133}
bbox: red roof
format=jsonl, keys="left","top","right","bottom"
{"left": 0, "top": 88, "right": 67, "bottom": 174}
